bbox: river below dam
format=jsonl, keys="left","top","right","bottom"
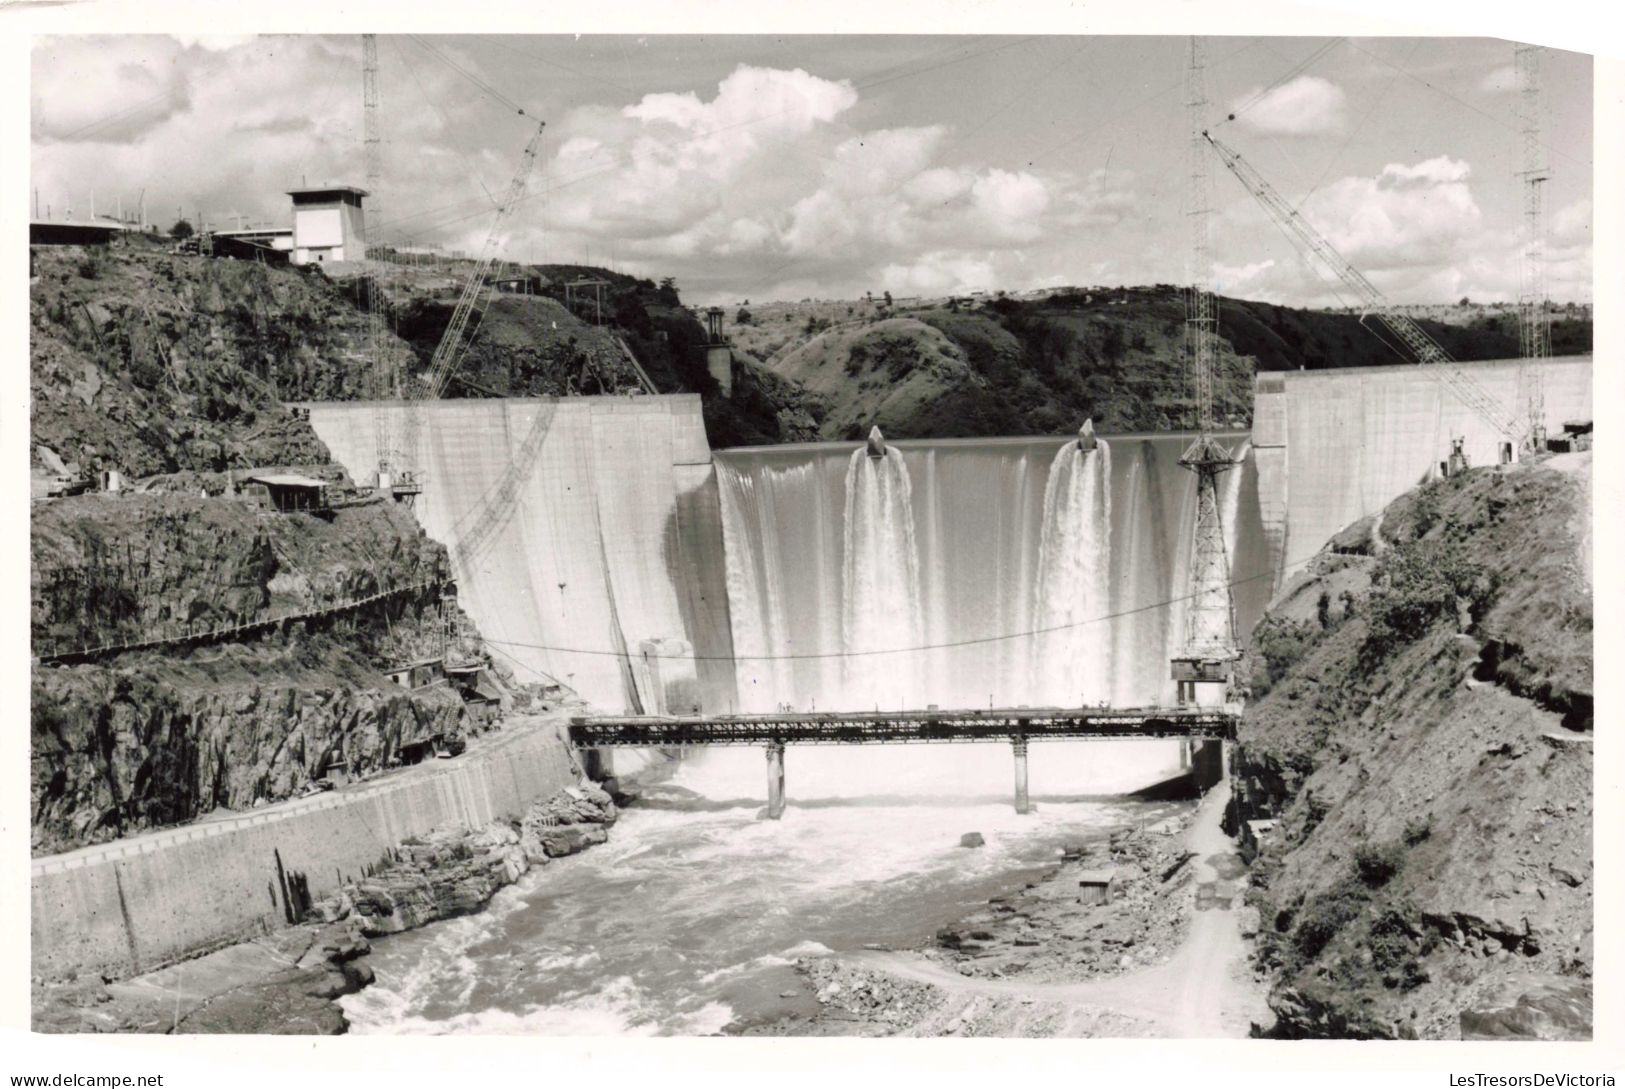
{"left": 339, "top": 740, "right": 1187, "bottom": 1035}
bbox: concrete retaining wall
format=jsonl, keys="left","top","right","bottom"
{"left": 1253, "top": 356, "right": 1593, "bottom": 588}
{"left": 31, "top": 720, "right": 579, "bottom": 982}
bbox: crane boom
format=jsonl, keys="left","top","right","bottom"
{"left": 1202, "top": 131, "right": 1524, "bottom": 442}
{"left": 394, "top": 118, "right": 546, "bottom": 496}
{"left": 417, "top": 119, "right": 546, "bottom": 403}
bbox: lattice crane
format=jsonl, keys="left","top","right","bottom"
{"left": 1515, "top": 42, "right": 1552, "bottom": 450}
{"left": 387, "top": 116, "right": 547, "bottom": 504}
{"left": 361, "top": 34, "right": 399, "bottom": 497}
{"left": 1171, "top": 37, "right": 1241, "bottom": 709}
{"left": 1202, "top": 130, "right": 1525, "bottom": 446}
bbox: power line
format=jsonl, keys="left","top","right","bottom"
{"left": 408, "top": 35, "right": 531, "bottom": 116}
{"left": 1219, "top": 37, "right": 1347, "bottom": 129}
{"left": 477, "top": 549, "right": 1307, "bottom": 664}
{"left": 1341, "top": 38, "right": 1590, "bottom": 171}
{"left": 390, "top": 36, "right": 499, "bottom": 218}
{"left": 472, "top": 34, "right": 640, "bottom": 95}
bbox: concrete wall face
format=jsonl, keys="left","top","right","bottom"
{"left": 1254, "top": 357, "right": 1592, "bottom": 586}
{"left": 31, "top": 722, "right": 579, "bottom": 981}
{"left": 305, "top": 395, "right": 736, "bottom": 714}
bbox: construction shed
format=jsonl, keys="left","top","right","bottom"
{"left": 1076, "top": 869, "right": 1119, "bottom": 906}
{"left": 31, "top": 220, "right": 129, "bottom": 246}
{"left": 383, "top": 656, "right": 445, "bottom": 691}
{"left": 243, "top": 472, "right": 330, "bottom": 513}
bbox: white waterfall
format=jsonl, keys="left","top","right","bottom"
{"left": 841, "top": 446, "right": 926, "bottom": 710}
{"left": 1031, "top": 439, "right": 1113, "bottom": 705}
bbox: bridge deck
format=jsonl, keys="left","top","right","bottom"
{"left": 568, "top": 705, "right": 1239, "bottom": 746}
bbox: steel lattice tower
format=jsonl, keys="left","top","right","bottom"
{"left": 1173, "top": 36, "right": 1238, "bottom": 706}
{"left": 363, "top": 34, "right": 397, "bottom": 490}
{"left": 1515, "top": 42, "right": 1551, "bottom": 450}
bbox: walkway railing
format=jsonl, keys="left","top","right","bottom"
{"left": 570, "top": 704, "right": 1238, "bottom": 819}
{"left": 568, "top": 704, "right": 1238, "bottom": 747}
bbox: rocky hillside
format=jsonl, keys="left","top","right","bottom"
{"left": 28, "top": 486, "right": 492, "bottom": 855}
{"left": 1231, "top": 453, "right": 1593, "bottom": 1040}
{"left": 29, "top": 241, "right": 500, "bottom": 855}
{"left": 748, "top": 285, "right": 1550, "bottom": 442}
{"left": 28, "top": 240, "right": 420, "bottom": 480}
{"left": 385, "top": 261, "right": 821, "bottom": 446}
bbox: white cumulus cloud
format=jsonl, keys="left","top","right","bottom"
{"left": 1234, "top": 75, "right": 1347, "bottom": 136}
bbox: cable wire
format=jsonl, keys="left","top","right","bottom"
{"left": 476, "top": 545, "right": 1315, "bottom": 663}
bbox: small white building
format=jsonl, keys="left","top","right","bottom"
{"left": 287, "top": 185, "right": 368, "bottom": 265}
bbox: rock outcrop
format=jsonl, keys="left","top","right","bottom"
{"left": 309, "top": 784, "right": 619, "bottom": 937}
{"left": 1232, "top": 454, "right": 1593, "bottom": 1040}
{"left": 31, "top": 649, "right": 467, "bottom": 854}
{"left": 29, "top": 490, "right": 478, "bottom": 854}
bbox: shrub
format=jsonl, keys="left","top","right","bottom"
{"left": 1300, "top": 791, "right": 1331, "bottom": 837}
{"left": 1363, "top": 537, "right": 1494, "bottom": 662}
{"left": 1354, "top": 841, "right": 1405, "bottom": 887}
{"left": 1368, "top": 907, "right": 1430, "bottom": 991}
{"left": 1292, "top": 876, "right": 1370, "bottom": 965}
{"left": 1250, "top": 615, "right": 1319, "bottom": 698}
{"left": 1402, "top": 816, "right": 1432, "bottom": 846}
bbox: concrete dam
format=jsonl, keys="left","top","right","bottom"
{"left": 306, "top": 355, "right": 1593, "bottom": 718}
{"left": 32, "top": 356, "right": 1593, "bottom": 984}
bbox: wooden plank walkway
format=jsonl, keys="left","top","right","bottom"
{"left": 569, "top": 704, "right": 1239, "bottom": 747}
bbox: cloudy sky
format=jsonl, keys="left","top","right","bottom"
{"left": 30, "top": 34, "right": 1593, "bottom": 306}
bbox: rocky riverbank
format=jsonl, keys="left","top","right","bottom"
{"left": 736, "top": 788, "right": 1269, "bottom": 1037}
{"left": 32, "top": 782, "right": 619, "bottom": 1034}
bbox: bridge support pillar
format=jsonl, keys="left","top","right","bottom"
{"left": 1012, "top": 738, "right": 1031, "bottom": 815}
{"left": 1189, "top": 739, "right": 1226, "bottom": 792}
{"left": 582, "top": 747, "right": 613, "bottom": 781}
{"left": 764, "top": 741, "right": 786, "bottom": 820}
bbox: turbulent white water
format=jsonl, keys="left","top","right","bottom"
{"left": 339, "top": 740, "right": 1186, "bottom": 1036}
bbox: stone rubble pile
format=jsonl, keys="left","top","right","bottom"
{"left": 308, "top": 782, "right": 618, "bottom": 937}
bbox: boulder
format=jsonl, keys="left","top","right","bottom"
{"left": 1459, "top": 977, "right": 1592, "bottom": 1041}
{"left": 960, "top": 832, "right": 985, "bottom": 848}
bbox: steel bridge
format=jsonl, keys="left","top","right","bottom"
{"left": 568, "top": 704, "right": 1238, "bottom": 818}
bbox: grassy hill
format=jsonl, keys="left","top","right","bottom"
{"left": 751, "top": 285, "right": 1559, "bottom": 442}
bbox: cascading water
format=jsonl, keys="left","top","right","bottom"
{"left": 841, "top": 443, "right": 926, "bottom": 710}
{"left": 714, "top": 431, "right": 1271, "bottom": 713}
{"left": 1031, "top": 439, "right": 1112, "bottom": 705}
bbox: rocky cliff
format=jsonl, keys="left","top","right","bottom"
{"left": 1231, "top": 452, "right": 1593, "bottom": 1040}
{"left": 30, "top": 242, "right": 499, "bottom": 856}
{"left": 28, "top": 241, "right": 416, "bottom": 479}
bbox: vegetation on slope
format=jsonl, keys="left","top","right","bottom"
{"left": 385, "top": 262, "right": 822, "bottom": 446}
{"left": 749, "top": 285, "right": 1557, "bottom": 442}
{"left": 1232, "top": 454, "right": 1592, "bottom": 1040}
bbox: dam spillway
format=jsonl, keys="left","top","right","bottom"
{"left": 303, "top": 355, "right": 1591, "bottom": 716}
{"left": 716, "top": 433, "right": 1270, "bottom": 713}
{"left": 306, "top": 398, "right": 1272, "bottom": 714}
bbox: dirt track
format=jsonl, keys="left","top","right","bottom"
{"left": 832, "top": 783, "right": 1270, "bottom": 1037}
